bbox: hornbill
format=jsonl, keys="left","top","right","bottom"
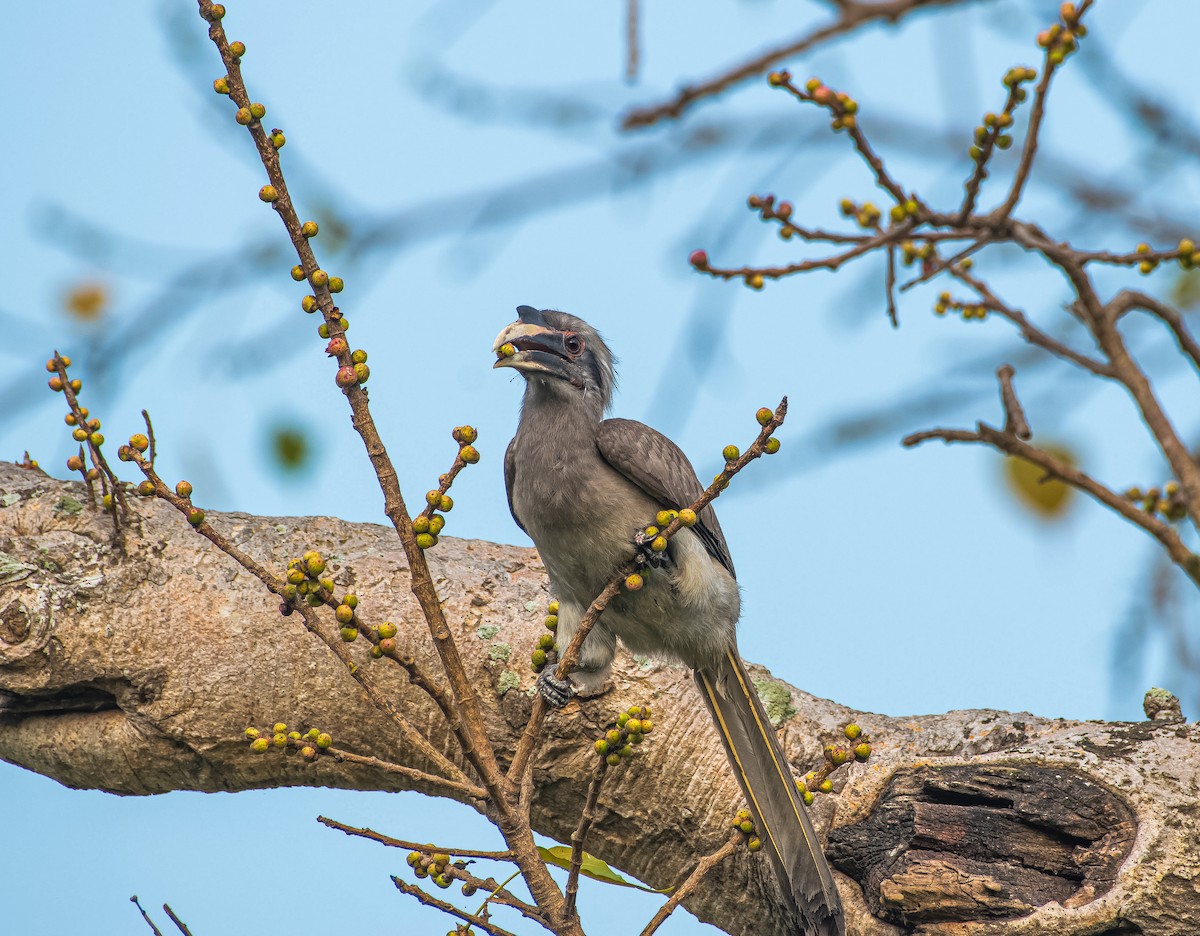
{"left": 494, "top": 306, "right": 844, "bottom": 935}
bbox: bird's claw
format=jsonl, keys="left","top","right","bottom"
{"left": 632, "top": 530, "right": 669, "bottom": 569}
{"left": 536, "top": 671, "right": 575, "bottom": 708}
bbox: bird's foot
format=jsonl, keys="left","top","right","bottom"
{"left": 632, "top": 529, "right": 670, "bottom": 569}
{"left": 536, "top": 671, "right": 575, "bottom": 708}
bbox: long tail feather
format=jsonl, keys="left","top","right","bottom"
{"left": 695, "top": 651, "right": 844, "bottom": 936}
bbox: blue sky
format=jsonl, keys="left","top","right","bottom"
{"left": 2, "top": 1, "right": 1198, "bottom": 933}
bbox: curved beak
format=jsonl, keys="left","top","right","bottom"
{"left": 493, "top": 317, "right": 570, "bottom": 379}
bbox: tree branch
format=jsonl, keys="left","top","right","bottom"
{"left": 318, "top": 816, "right": 514, "bottom": 860}
{"left": 4, "top": 463, "right": 1199, "bottom": 935}
{"left": 903, "top": 421, "right": 1200, "bottom": 587}
{"left": 620, "top": 0, "right": 976, "bottom": 130}
{"left": 1108, "top": 288, "right": 1200, "bottom": 377}
{"left": 640, "top": 833, "right": 740, "bottom": 936}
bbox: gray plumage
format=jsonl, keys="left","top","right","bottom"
{"left": 495, "top": 307, "right": 844, "bottom": 935}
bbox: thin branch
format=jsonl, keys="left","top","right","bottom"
{"left": 391, "top": 877, "right": 520, "bottom": 936}
{"left": 508, "top": 577, "right": 627, "bottom": 805}
{"left": 414, "top": 443, "right": 472, "bottom": 527}
{"left": 771, "top": 72, "right": 909, "bottom": 204}
{"left": 386, "top": 651, "right": 467, "bottom": 741}
{"left": 620, "top": 0, "right": 971, "bottom": 129}
{"left": 995, "top": 364, "right": 1031, "bottom": 440}
{"left": 460, "top": 868, "right": 543, "bottom": 926}
{"left": 898, "top": 237, "right": 988, "bottom": 293}
{"left": 333, "top": 825, "right": 546, "bottom": 929}
{"left": 948, "top": 265, "right": 1112, "bottom": 377}
{"left": 958, "top": 79, "right": 1026, "bottom": 222}
{"left": 1107, "top": 289, "right": 1200, "bottom": 376}
{"left": 625, "top": 0, "right": 639, "bottom": 84}
{"left": 903, "top": 422, "right": 1200, "bottom": 587}
{"left": 130, "top": 897, "right": 165, "bottom": 936}
{"left": 1001, "top": 218, "right": 1200, "bottom": 530}
{"left": 142, "top": 410, "right": 157, "bottom": 470}
{"left": 993, "top": 63, "right": 1052, "bottom": 219}
{"left": 318, "top": 816, "right": 514, "bottom": 860}
{"left": 52, "top": 353, "right": 129, "bottom": 528}
{"left": 843, "top": 119, "right": 910, "bottom": 206}
{"left": 994, "top": 0, "right": 1095, "bottom": 218}
{"left": 702, "top": 222, "right": 911, "bottom": 283}
{"left": 639, "top": 833, "right": 741, "bottom": 936}
{"left": 1092, "top": 316, "right": 1200, "bottom": 533}
{"left": 322, "top": 744, "right": 486, "bottom": 800}
{"left": 564, "top": 760, "right": 609, "bottom": 919}
{"left": 1075, "top": 245, "right": 1192, "bottom": 267}
{"left": 885, "top": 244, "right": 898, "bottom": 327}
{"left": 903, "top": 428, "right": 979, "bottom": 446}
{"left": 455, "top": 868, "right": 545, "bottom": 923}
{"left": 162, "top": 904, "right": 194, "bottom": 936}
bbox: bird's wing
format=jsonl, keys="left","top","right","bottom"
{"left": 504, "top": 438, "right": 528, "bottom": 534}
{"left": 597, "top": 418, "right": 735, "bottom": 578}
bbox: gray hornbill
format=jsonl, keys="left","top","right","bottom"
{"left": 494, "top": 306, "right": 844, "bottom": 935}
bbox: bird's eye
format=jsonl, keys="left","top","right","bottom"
{"left": 564, "top": 333, "right": 584, "bottom": 357}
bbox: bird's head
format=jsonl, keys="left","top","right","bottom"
{"left": 493, "top": 306, "right": 616, "bottom": 411}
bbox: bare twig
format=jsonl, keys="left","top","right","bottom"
{"left": 771, "top": 72, "right": 909, "bottom": 203}
{"left": 467, "top": 869, "right": 538, "bottom": 924}
{"left": 142, "top": 410, "right": 157, "bottom": 470}
{"left": 898, "top": 238, "right": 987, "bottom": 293}
{"left": 995, "top": 364, "right": 1031, "bottom": 440}
{"left": 51, "top": 353, "right": 129, "bottom": 527}
{"left": 948, "top": 264, "right": 1112, "bottom": 378}
{"left": 1108, "top": 289, "right": 1200, "bottom": 376}
{"left": 843, "top": 120, "right": 910, "bottom": 206}
{"left": 385, "top": 651, "right": 466, "bottom": 740}
{"left": 620, "top": 0, "right": 972, "bottom": 129}
{"left": 885, "top": 244, "right": 898, "bottom": 327}
{"left": 625, "top": 0, "right": 639, "bottom": 83}
{"left": 994, "top": 0, "right": 1095, "bottom": 219}
{"left": 1092, "top": 315, "right": 1200, "bottom": 531}
{"left": 162, "top": 904, "right": 194, "bottom": 936}
{"left": 904, "top": 423, "right": 1200, "bottom": 586}
{"left": 130, "top": 896, "right": 165, "bottom": 936}
{"left": 1013, "top": 222, "right": 1200, "bottom": 530}
{"left": 392, "top": 877, "right": 520, "bottom": 936}
{"left": 702, "top": 223, "right": 911, "bottom": 284}
{"left": 321, "top": 744, "right": 483, "bottom": 797}
{"left": 639, "top": 832, "right": 741, "bottom": 936}
{"left": 563, "top": 759, "right": 609, "bottom": 919}
{"left": 1074, "top": 245, "right": 1192, "bottom": 267}
{"left": 958, "top": 79, "right": 1027, "bottom": 222}
{"left": 318, "top": 816, "right": 514, "bottom": 860}
{"left": 397, "top": 854, "right": 542, "bottom": 926}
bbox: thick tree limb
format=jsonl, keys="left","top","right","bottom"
{"left": 1, "top": 462, "right": 1198, "bottom": 935}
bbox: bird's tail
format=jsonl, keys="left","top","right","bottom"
{"left": 695, "top": 651, "right": 844, "bottom": 936}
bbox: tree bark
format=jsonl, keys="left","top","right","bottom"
{"left": 1, "top": 461, "right": 1197, "bottom": 936}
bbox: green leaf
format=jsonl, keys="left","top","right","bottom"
{"left": 269, "top": 424, "right": 311, "bottom": 473}
{"left": 1170, "top": 269, "right": 1200, "bottom": 312}
{"left": 1003, "top": 443, "right": 1077, "bottom": 520}
{"left": 536, "top": 846, "right": 672, "bottom": 894}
